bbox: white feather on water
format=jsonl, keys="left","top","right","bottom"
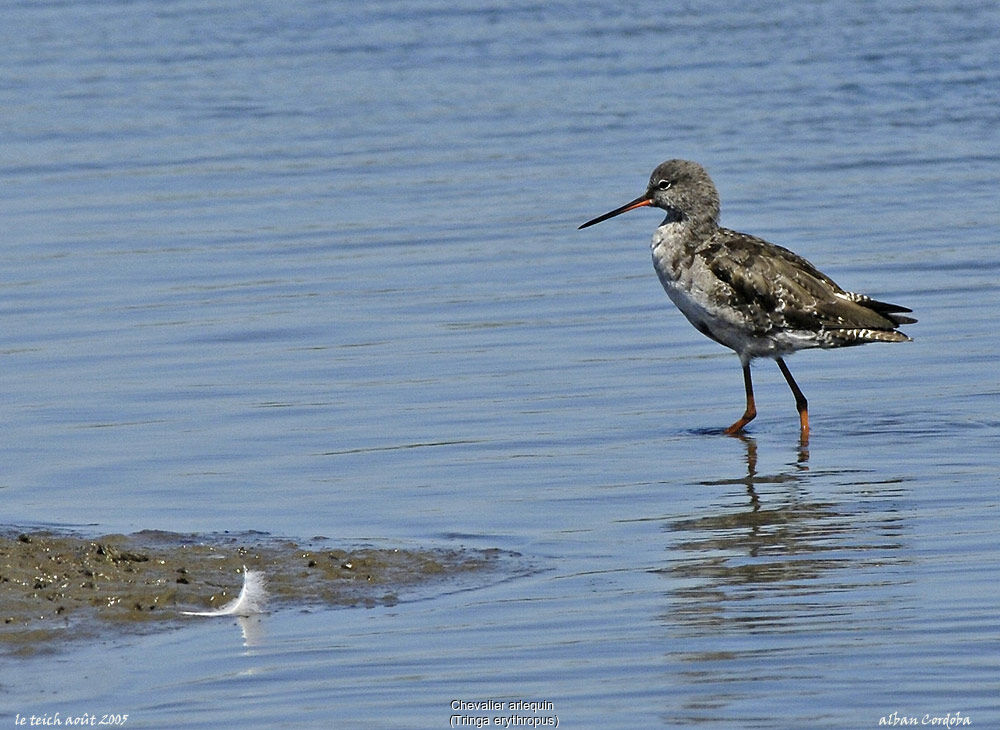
{"left": 181, "top": 567, "right": 268, "bottom": 617}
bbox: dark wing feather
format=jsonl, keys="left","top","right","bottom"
{"left": 702, "top": 229, "right": 914, "bottom": 343}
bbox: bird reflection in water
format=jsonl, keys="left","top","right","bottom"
{"left": 658, "top": 436, "right": 903, "bottom": 630}
{"left": 733, "top": 435, "right": 809, "bottom": 519}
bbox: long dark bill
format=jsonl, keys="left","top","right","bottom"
{"left": 578, "top": 195, "right": 654, "bottom": 229}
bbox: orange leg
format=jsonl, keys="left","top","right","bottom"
{"left": 724, "top": 361, "right": 757, "bottom": 434}
{"left": 776, "top": 357, "right": 809, "bottom": 441}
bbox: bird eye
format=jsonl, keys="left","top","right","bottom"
{"left": 657, "top": 179, "right": 672, "bottom": 190}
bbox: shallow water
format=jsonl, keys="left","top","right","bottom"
{"left": 3, "top": 0, "right": 999, "bottom": 727}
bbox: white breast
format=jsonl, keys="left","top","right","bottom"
{"left": 649, "top": 223, "right": 808, "bottom": 360}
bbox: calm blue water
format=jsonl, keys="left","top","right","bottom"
{"left": 3, "top": 0, "right": 999, "bottom": 727}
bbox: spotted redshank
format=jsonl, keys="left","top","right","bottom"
{"left": 579, "top": 159, "right": 915, "bottom": 441}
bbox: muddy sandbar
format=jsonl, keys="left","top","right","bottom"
{"left": 0, "top": 529, "right": 507, "bottom": 655}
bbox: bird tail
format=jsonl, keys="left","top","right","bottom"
{"left": 821, "top": 327, "right": 911, "bottom": 346}
{"left": 844, "top": 293, "right": 917, "bottom": 326}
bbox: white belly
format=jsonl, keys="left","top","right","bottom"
{"left": 649, "top": 224, "right": 813, "bottom": 360}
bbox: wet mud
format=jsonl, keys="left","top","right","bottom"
{"left": 0, "top": 529, "right": 505, "bottom": 655}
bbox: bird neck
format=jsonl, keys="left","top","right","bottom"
{"left": 662, "top": 206, "right": 684, "bottom": 224}
{"left": 662, "top": 207, "right": 718, "bottom": 238}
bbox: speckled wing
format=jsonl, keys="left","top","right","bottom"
{"left": 701, "top": 228, "right": 915, "bottom": 346}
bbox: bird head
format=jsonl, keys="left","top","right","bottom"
{"left": 579, "top": 159, "right": 720, "bottom": 229}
